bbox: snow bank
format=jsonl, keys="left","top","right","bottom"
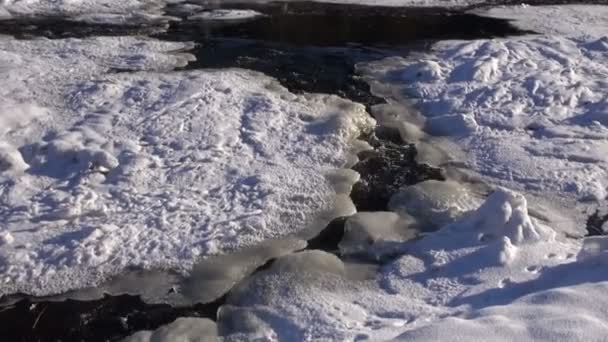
{"left": 0, "top": 35, "right": 374, "bottom": 296}
{"left": 359, "top": 5, "right": 608, "bottom": 235}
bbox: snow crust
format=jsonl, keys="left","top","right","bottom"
{"left": 216, "top": 187, "right": 608, "bottom": 341}
{"left": 219, "top": 0, "right": 487, "bottom": 8}
{"left": 0, "top": 35, "right": 374, "bottom": 296}
{"left": 359, "top": 5, "right": 608, "bottom": 235}
{"left": 0, "top": 0, "right": 169, "bottom": 21}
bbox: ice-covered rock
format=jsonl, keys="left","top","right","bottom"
{"left": 389, "top": 180, "right": 481, "bottom": 229}
{"left": 123, "top": 317, "right": 218, "bottom": 342}
{"left": 339, "top": 211, "right": 417, "bottom": 257}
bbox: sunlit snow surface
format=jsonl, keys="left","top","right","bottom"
{"left": 123, "top": 5, "right": 608, "bottom": 342}
{"left": 360, "top": 5, "right": 608, "bottom": 235}
{"left": 0, "top": 36, "right": 373, "bottom": 296}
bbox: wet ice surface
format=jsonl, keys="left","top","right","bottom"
{"left": 2, "top": 1, "right": 608, "bottom": 342}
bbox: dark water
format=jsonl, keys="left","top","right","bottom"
{"left": 0, "top": 2, "right": 530, "bottom": 341}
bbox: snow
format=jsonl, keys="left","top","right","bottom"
{"left": 0, "top": 0, "right": 491, "bottom": 20}
{"left": 0, "top": 0, "right": 164, "bottom": 19}
{"left": 158, "top": 5, "right": 608, "bottom": 342}
{"left": 358, "top": 5, "right": 608, "bottom": 235}
{"left": 479, "top": 4, "right": 608, "bottom": 39}
{"left": 218, "top": 187, "right": 607, "bottom": 341}
{"left": 219, "top": 0, "right": 487, "bottom": 8}
{"left": 123, "top": 317, "right": 218, "bottom": 342}
{"left": 0, "top": 35, "right": 374, "bottom": 297}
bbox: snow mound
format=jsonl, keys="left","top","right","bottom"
{"left": 456, "top": 188, "right": 556, "bottom": 245}
{"left": 0, "top": 36, "right": 374, "bottom": 297}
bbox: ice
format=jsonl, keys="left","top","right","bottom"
{"left": 0, "top": 35, "right": 374, "bottom": 297}
{"left": 389, "top": 180, "right": 482, "bottom": 229}
{"left": 123, "top": 317, "right": 218, "bottom": 342}
{"left": 338, "top": 211, "right": 417, "bottom": 257}
{"left": 0, "top": 0, "right": 168, "bottom": 22}
{"left": 210, "top": 187, "right": 592, "bottom": 340}
{"left": 188, "top": 9, "right": 263, "bottom": 21}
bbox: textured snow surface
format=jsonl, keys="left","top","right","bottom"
{"left": 0, "top": 0, "right": 166, "bottom": 18}
{"left": 359, "top": 5, "right": 608, "bottom": 236}
{"left": 216, "top": 188, "right": 608, "bottom": 341}
{"left": 122, "top": 189, "right": 608, "bottom": 341}
{"left": 220, "top": 0, "right": 487, "bottom": 7}
{"left": 480, "top": 4, "right": 608, "bottom": 38}
{"left": 0, "top": 36, "right": 374, "bottom": 296}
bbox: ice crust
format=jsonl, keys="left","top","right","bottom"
{"left": 0, "top": 35, "right": 374, "bottom": 296}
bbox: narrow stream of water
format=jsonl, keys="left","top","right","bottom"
{"left": 0, "top": 2, "right": 530, "bottom": 340}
